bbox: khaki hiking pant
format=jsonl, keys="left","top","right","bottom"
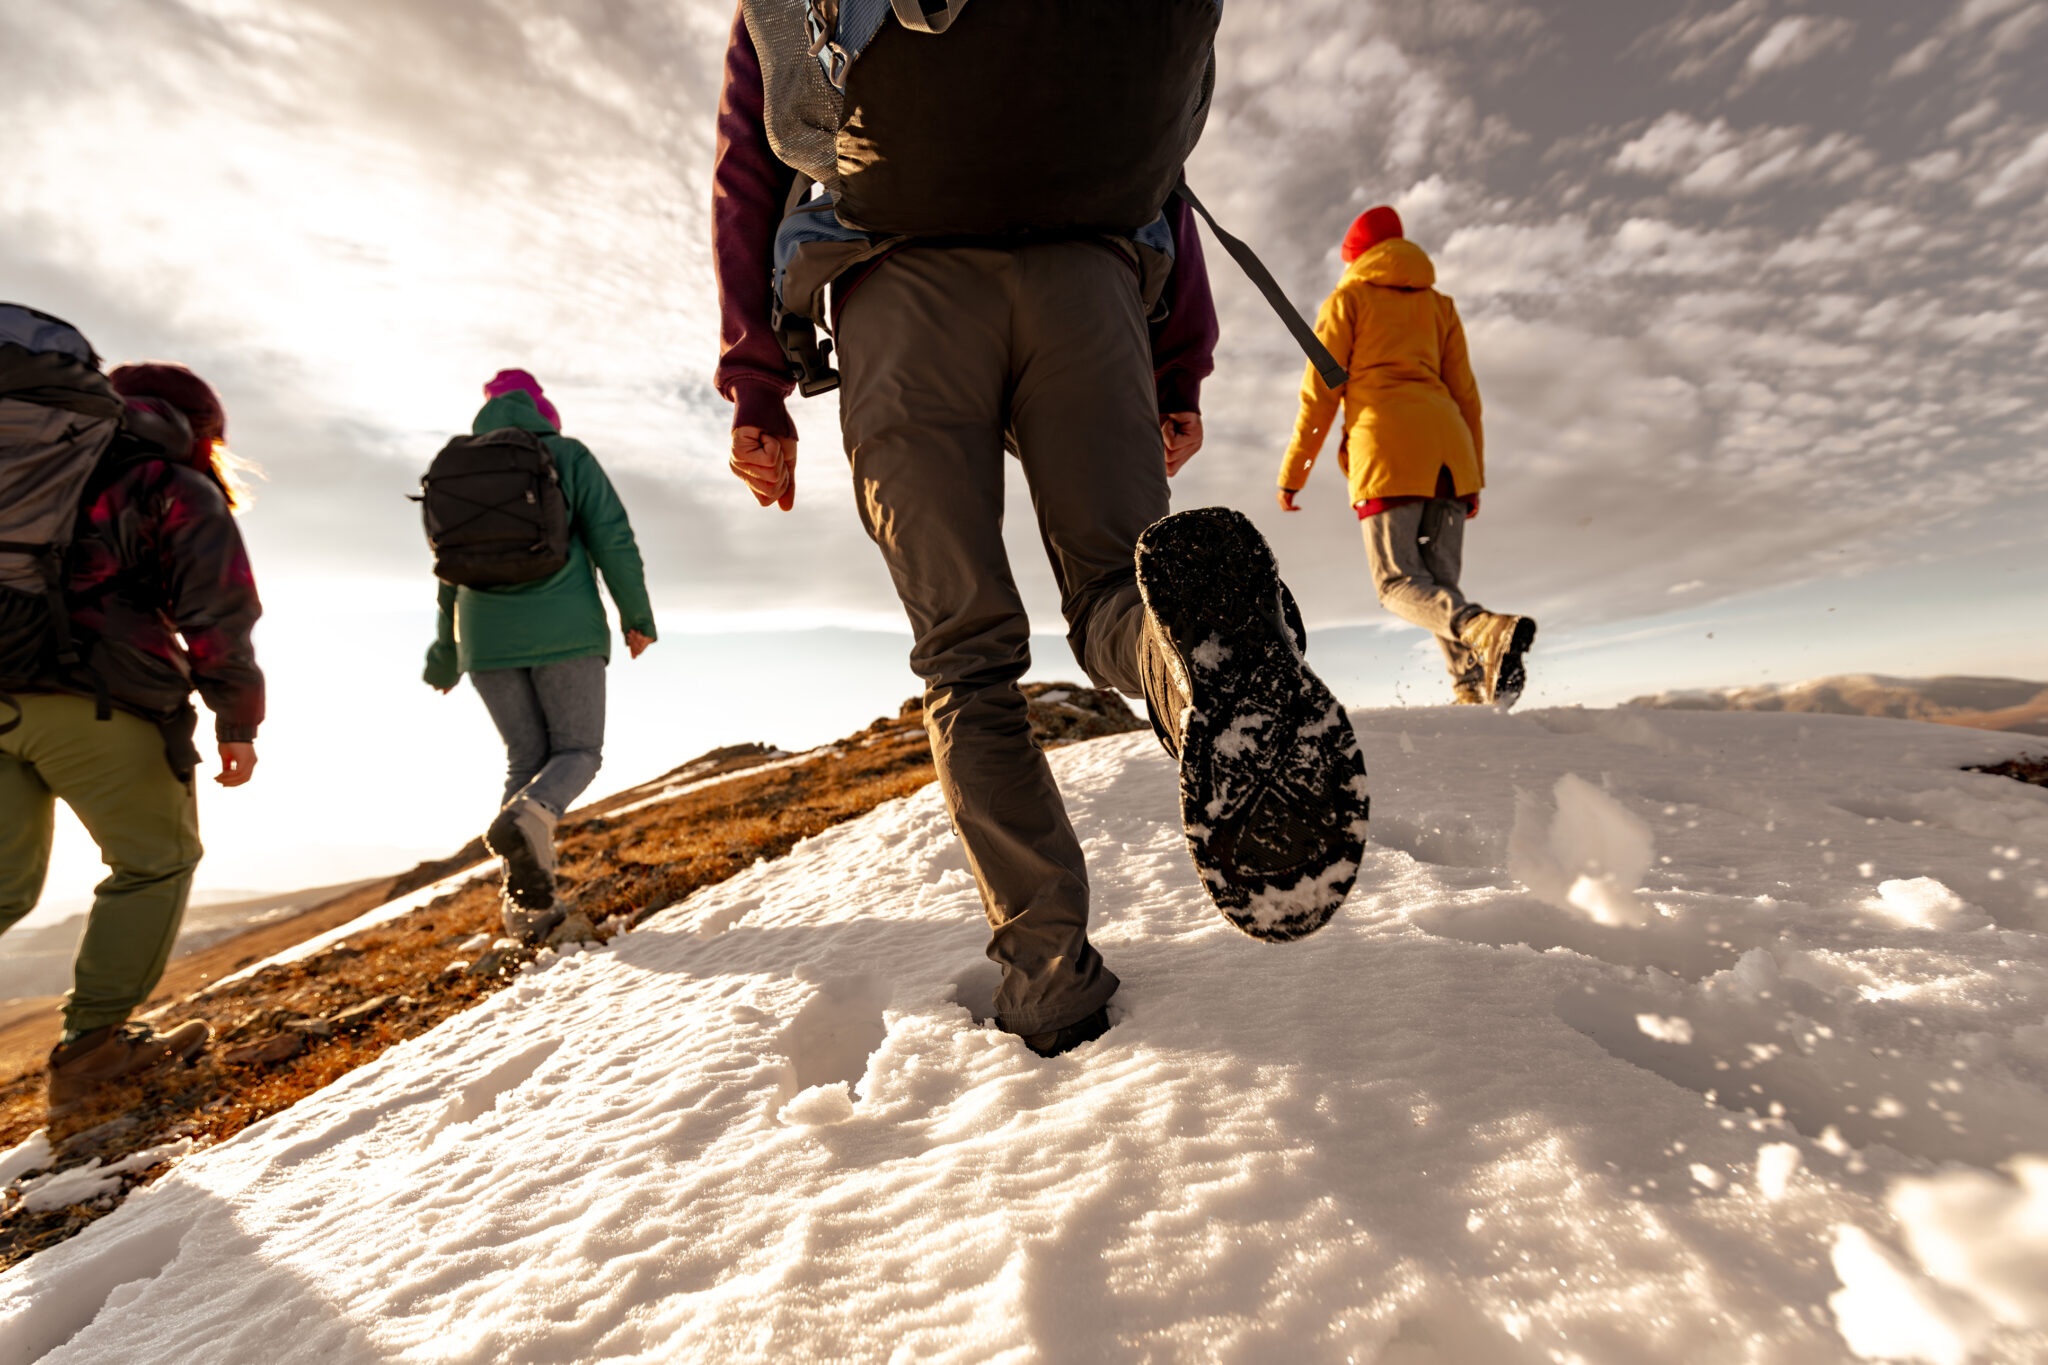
{"left": 1363, "top": 499, "right": 1482, "bottom": 693}
{"left": 838, "top": 240, "right": 1166, "bottom": 1036}
{"left": 0, "top": 694, "right": 202, "bottom": 1033}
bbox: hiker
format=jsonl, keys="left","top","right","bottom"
{"left": 0, "top": 306, "right": 263, "bottom": 1117}
{"left": 1277, "top": 206, "right": 1536, "bottom": 705}
{"left": 422, "top": 370, "right": 656, "bottom": 944}
{"left": 714, "top": 2, "right": 1368, "bottom": 1058}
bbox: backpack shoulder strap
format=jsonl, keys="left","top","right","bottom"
{"left": 1176, "top": 180, "right": 1349, "bottom": 391}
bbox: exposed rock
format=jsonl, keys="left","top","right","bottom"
{"left": 283, "top": 1018, "right": 333, "bottom": 1038}
{"left": 54, "top": 1116, "right": 138, "bottom": 1163}
{"left": 1021, "top": 681, "right": 1147, "bottom": 748}
{"left": 545, "top": 912, "right": 598, "bottom": 949}
{"left": 331, "top": 996, "right": 395, "bottom": 1031}
{"left": 223, "top": 1032, "right": 305, "bottom": 1067}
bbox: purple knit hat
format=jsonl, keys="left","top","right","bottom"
{"left": 483, "top": 368, "right": 561, "bottom": 430}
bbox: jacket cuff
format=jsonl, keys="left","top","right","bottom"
{"left": 216, "top": 722, "right": 259, "bottom": 744}
{"left": 424, "top": 642, "right": 461, "bottom": 691}
{"left": 732, "top": 382, "right": 797, "bottom": 440}
{"left": 1155, "top": 369, "right": 1203, "bottom": 416}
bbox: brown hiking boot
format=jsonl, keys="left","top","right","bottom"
{"left": 1461, "top": 611, "right": 1538, "bottom": 707}
{"left": 1452, "top": 680, "right": 1487, "bottom": 705}
{"left": 47, "top": 1020, "right": 211, "bottom": 1118}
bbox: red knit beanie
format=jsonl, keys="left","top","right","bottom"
{"left": 1341, "top": 206, "right": 1405, "bottom": 263}
{"left": 108, "top": 362, "right": 225, "bottom": 460}
{"left": 484, "top": 368, "right": 561, "bottom": 430}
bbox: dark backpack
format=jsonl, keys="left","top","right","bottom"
{"left": 417, "top": 428, "right": 571, "bottom": 588}
{"left": 0, "top": 304, "right": 126, "bottom": 735}
{"left": 747, "top": 0, "right": 1218, "bottom": 239}
{"left": 749, "top": 0, "right": 1347, "bottom": 395}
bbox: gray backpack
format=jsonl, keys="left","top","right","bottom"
{"left": 0, "top": 305, "right": 125, "bottom": 734}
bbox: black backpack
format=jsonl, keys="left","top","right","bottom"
{"left": 417, "top": 428, "right": 572, "bottom": 588}
{"left": 0, "top": 304, "right": 126, "bottom": 735}
{"left": 747, "top": 0, "right": 1218, "bottom": 239}
{"left": 749, "top": 0, "right": 1347, "bottom": 394}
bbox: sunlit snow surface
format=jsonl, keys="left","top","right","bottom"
{"left": 4, "top": 709, "right": 2047, "bottom": 1364}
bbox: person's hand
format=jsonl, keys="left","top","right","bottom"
{"left": 216, "top": 742, "right": 257, "bottom": 787}
{"left": 1467, "top": 491, "right": 1481, "bottom": 521}
{"left": 1277, "top": 487, "right": 1302, "bottom": 512}
{"left": 731, "top": 426, "right": 797, "bottom": 511}
{"left": 625, "top": 629, "right": 654, "bottom": 660}
{"left": 1161, "top": 412, "right": 1203, "bottom": 477}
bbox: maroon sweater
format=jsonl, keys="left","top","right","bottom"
{"left": 711, "top": 6, "right": 1220, "bottom": 439}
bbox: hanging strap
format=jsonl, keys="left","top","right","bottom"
{"left": 889, "top": 0, "right": 970, "bottom": 35}
{"left": 1176, "top": 180, "right": 1348, "bottom": 392}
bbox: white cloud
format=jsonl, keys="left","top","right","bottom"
{"left": 1612, "top": 113, "right": 1874, "bottom": 198}
{"left": 1976, "top": 126, "right": 2048, "bottom": 204}
{"left": 1743, "top": 15, "right": 1855, "bottom": 75}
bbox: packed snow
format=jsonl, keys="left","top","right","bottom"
{"left": 3, "top": 707, "right": 2047, "bottom": 1363}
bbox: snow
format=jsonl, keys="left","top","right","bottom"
{"left": 0, "top": 1131, "right": 51, "bottom": 1189}
{"left": 1757, "top": 1141, "right": 1804, "bottom": 1201}
{"left": 3, "top": 708, "right": 2046, "bottom": 1363}
{"left": 11, "top": 1141, "right": 196, "bottom": 1216}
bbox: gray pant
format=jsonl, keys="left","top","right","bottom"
{"left": 470, "top": 655, "right": 607, "bottom": 817}
{"left": 1363, "top": 499, "right": 1481, "bottom": 690}
{"left": 838, "top": 241, "right": 1165, "bottom": 1035}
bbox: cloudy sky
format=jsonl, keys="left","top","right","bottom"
{"left": 4, "top": 0, "right": 2045, "bottom": 914}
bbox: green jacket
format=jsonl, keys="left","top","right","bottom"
{"left": 423, "top": 393, "right": 656, "bottom": 686}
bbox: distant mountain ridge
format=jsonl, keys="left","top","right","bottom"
{"left": 1628, "top": 674, "right": 2048, "bottom": 737}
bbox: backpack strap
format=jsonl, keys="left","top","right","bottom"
{"left": 1175, "top": 180, "right": 1349, "bottom": 391}
{"left": 0, "top": 536, "right": 112, "bottom": 722}
{"left": 889, "top": 0, "right": 970, "bottom": 35}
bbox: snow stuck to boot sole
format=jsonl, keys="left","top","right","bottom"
{"left": 1136, "top": 507, "right": 1370, "bottom": 942}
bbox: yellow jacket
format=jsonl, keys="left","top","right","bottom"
{"left": 1278, "top": 238, "right": 1483, "bottom": 504}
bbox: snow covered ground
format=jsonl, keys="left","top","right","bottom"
{"left": 3, "top": 708, "right": 2046, "bottom": 1364}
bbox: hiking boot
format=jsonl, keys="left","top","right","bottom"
{"left": 1461, "top": 611, "right": 1537, "bottom": 707}
{"left": 47, "top": 1020, "right": 211, "bottom": 1118}
{"left": 501, "top": 896, "right": 569, "bottom": 946}
{"left": 1135, "top": 507, "right": 1370, "bottom": 943}
{"left": 1020, "top": 1006, "right": 1111, "bottom": 1058}
{"left": 1452, "top": 680, "right": 1487, "bottom": 705}
{"left": 486, "top": 795, "right": 558, "bottom": 912}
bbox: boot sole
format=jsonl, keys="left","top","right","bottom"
{"left": 485, "top": 808, "right": 554, "bottom": 910}
{"left": 1490, "top": 617, "right": 1538, "bottom": 707}
{"left": 1136, "top": 507, "right": 1370, "bottom": 942}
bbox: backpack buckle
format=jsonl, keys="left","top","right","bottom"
{"left": 805, "top": 1, "right": 850, "bottom": 89}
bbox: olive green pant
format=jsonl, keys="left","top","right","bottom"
{"left": 0, "top": 694, "right": 202, "bottom": 1033}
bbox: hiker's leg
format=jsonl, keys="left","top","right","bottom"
{"left": 522, "top": 655, "right": 607, "bottom": 818}
{"left": 1007, "top": 240, "right": 1168, "bottom": 697}
{"left": 0, "top": 730, "right": 58, "bottom": 940}
{"left": 470, "top": 667, "right": 549, "bottom": 808}
{"left": 1364, "top": 502, "right": 1475, "bottom": 655}
{"left": 1418, "top": 498, "right": 1481, "bottom": 688}
{"left": 839, "top": 245, "right": 1118, "bottom": 1038}
{"left": 9, "top": 696, "right": 201, "bottom": 1034}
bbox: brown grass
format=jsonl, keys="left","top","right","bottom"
{"left": 0, "top": 683, "right": 1142, "bottom": 1269}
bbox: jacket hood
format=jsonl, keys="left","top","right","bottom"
{"left": 473, "top": 390, "right": 559, "bottom": 436}
{"left": 1345, "top": 237, "right": 1436, "bottom": 290}
{"left": 122, "top": 397, "right": 197, "bottom": 463}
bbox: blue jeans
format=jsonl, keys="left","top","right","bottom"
{"left": 470, "top": 655, "right": 607, "bottom": 817}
